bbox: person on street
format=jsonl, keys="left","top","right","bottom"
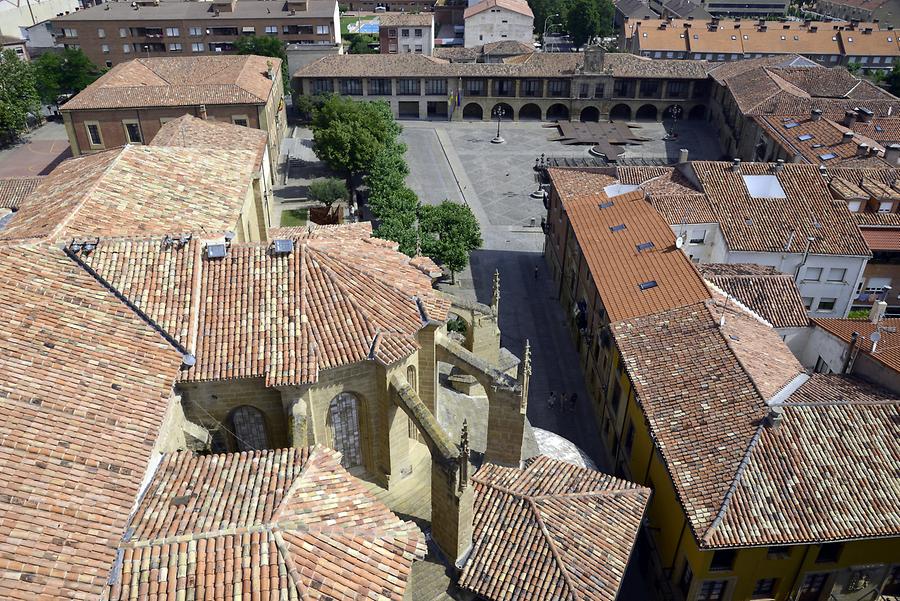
{"left": 548, "top": 391, "right": 557, "bottom": 410}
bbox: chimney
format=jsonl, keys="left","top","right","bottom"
{"left": 773, "top": 158, "right": 785, "bottom": 172}
{"left": 885, "top": 143, "right": 900, "bottom": 165}
{"left": 843, "top": 130, "right": 855, "bottom": 142}
{"left": 870, "top": 299, "right": 888, "bottom": 323}
{"left": 857, "top": 142, "right": 870, "bottom": 157}
{"left": 198, "top": 104, "right": 208, "bottom": 120}
{"left": 765, "top": 404, "right": 784, "bottom": 428}
{"left": 844, "top": 109, "right": 858, "bottom": 126}
{"left": 811, "top": 108, "right": 823, "bottom": 121}
{"left": 869, "top": 145, "right": 879, "bottom": 156}
{"left": 678, "top": 148, "right": 689, "bottom": 163}
{"left": 810, "top": 25, "right": 818, "bottom": 32}
{"left": 731, "top": 158, "right": 741, "bottom": 172}
{"left": 857, "top": 107, "right": 874, "bottom": 123}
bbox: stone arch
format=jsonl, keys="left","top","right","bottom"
{"left": 609, "top": 104, "right": 631, "bottom": 121}
{"left": 580, "top": 106, "right": 601, "bottom": 122}
{"left": 491, "top": 102, "right": 514, "bottom": 120}
{"left": 688, "top": 105, "right": 706, "bottom": 120}
{"left": 519, "top": 103, "right": 542, "bottom": 121}
{"left": 462, "top": 103, "right": 483, "bottom": 120}
{"left": 226, "top": 405, "right": 269, "bottom": 451}
{"left": 327, "top": 392, "right": 363, "bottom": 468}
{"left": 546, "top": 103, "right": 570, "bottom": 121}
{"left": 635, "top": 104, "right": 658, "bottom": 121}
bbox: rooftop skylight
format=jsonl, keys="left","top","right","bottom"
{"left": 742, "top": 175, "right": 787, "bottom": 199}
{"left": 797, "top": 134, "right": 814, "bottom": 141}
{"left": 819, "top": 153, "right": 838, "bottom": 161}
{"left": 603, "top": 183, "right": 640, "bottom": 198}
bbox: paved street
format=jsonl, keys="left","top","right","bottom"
{"left": 0, "top": 122, "right": 71, "bottom": 178}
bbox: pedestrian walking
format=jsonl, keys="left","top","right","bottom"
{"left": 534, "top": 265, "right": 539, "bottom": 279}
{"left": 548, "top": 391, "right": 557, "bottom": 410}
{"left": 568, "top": 392, "right": 578, "bottom": 412}
{"left": 559, "top": 392, "right": 567, "bottom": 412}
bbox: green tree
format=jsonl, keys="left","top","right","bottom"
{"left": 565, "top": 0, "right": 613, "bottom": 48}
{"left": 0, "top": 50, "right": 41, "bottom": 144}
{"left": 312, "top": 96, "right": 401, "bottom": 186}
{"left": 307, "top": 177, "right": 348, "bottom": 208}
{"left": 419, "top": 201, "right": 483, "bottom": 283}
{"left": 234, "top": 35, "right": 290, "bottom": 92}
{"left": 346, "top": 33, "right": 378, "bottom": 54}
{"left": 33, "top": 48, "right": 102, "bottom": 105}
{"left": 884, "top": 64, "right": 900, "bottom": 95}
{"left": 847, "top": 61, "right": 862, "bottom": 74}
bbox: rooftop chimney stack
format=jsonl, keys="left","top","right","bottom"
{"left": 766, "top": 404, "right": 784, "bottom": 428}
{"left": 811, "top": 108, "right": 822, "bottom": 121}
{"left": 198, "top": 104, "right": 208, "bottom": 120}
{"left": 678, "top": 148, "right": 689, "bottom": 163}
{"left": 731, "top": 158, "right": 741, "bottom": 172}
{"left": 843, "top": 110, "right": 858, "bottom": 126}
{"left": 870, "top": 299, "right": 888, "bottom": 323}
{"left": 774, "top": 158, "right": 785, "bottom": 172}
{"left": 857, "top": 107, "right": 874, "bottom": 123}
{"left": 857, "top": 142, "right": 870, "bottom": 157}
{"left": 843, "top": 130, "right": 855, "bottom": 142}
{"left": 885, "top": 143, "right": 900, "bottom": 165}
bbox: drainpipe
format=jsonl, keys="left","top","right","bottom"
{"left": 841, "top": 331, "right": 859, "bottom": 374}
{"left": 793, "top": 236, "right": 817, "bottom": 282}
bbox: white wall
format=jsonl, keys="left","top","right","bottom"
{"left": 0, "top": 0, "right": 80, "bottom": 38}
{"left": 394, "top": 22, "right": 434, "bottom": 55}
{"left": 670, "top": 223, "right": 727, "bottom": 264}
{"left": 464, "top": 6, "right": 533, "bottom": 47}
{"left": 797, "top": 326, "right": 849, "bottom": 372}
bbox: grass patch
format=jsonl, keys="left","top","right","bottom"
{"left": 281, "top": 208, "right": 308, "bottom": 227}
{"left": 340, "top": 16, "right": 358, "bottom": 33}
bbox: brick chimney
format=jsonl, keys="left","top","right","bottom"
{"left": 198, "top": 104, "right": 208, "bottom": 120}
{"left": 843, "top": 109, "right": 858, "bottom": 126}
{"left": 885, "top": 143, "right": 900, "bottom": 165}
{"left": 811, "top": 108, "right": 823, "bottom": 121}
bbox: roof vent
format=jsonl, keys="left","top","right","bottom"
{"left": 857, "top": 142, "right": 870, "bottom": 157}
{"left": 843, "top": 130, "right": 855, "bottom": 141}
{"left": 205, "top": 243, "right": 227, "bottom": 259}
{"left": 811, "top": 108, "right": 822, "bottom": 121}
{"left": 765, "top": 404, "right": 784, "bottom": 428}
{"left": 181, "top": 353, "right": 196, "bottom": 370}
{"left": 819, "top": 164, "right": 828, "bottom": 177}
{"left": 272, "top": 238, "right": 294, "bottom": 255}
{"left": 638, "top": 280, "right": 658, "bottom": 290}
{"left": 731, "top": 158, "right": 741, "bottom": 172}
{"left": 636, "top": 241, "right": 655, "bottom": 252}
{"left": 773, "top": 158, "right": 785, "bottom": 172}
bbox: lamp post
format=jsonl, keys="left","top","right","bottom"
{"left": 664, "top": 105, "right": 683, "bottom": 140}
{"left": 491, "top": 105, "right": 507, "bottom": 144}
{"left": 543, "top": 13, "right": 560, "bottom": 52}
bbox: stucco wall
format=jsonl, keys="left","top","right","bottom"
{"left": 463, "top": 8, "right": 532, "bottom": 47}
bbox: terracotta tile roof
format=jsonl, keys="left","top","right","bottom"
{"left": 699, "top": 263, "right": 810, "bottom": 328}
{"left": 741, "top": 28, "right": 842, "bottom": 55}
{"left": 861, "top": 226, "right": 900, "bottom": 250}
{"left": 703, "top": 374, "right": 900, "bottom": 547}
{"left": 482, "top": 39, "right": 535, "bottom": 55}
{"left": 0, "top": 244, "right": 183, "bottom": 601}
{"left": 850, "top": 117, "right": 900, "bottom": 143}
{"left": 62, "top": 55, "right": 278, "bottom": 111}
{"left": 76, "top": 225, "right": 450, "bottom": 386}
{"left": 464, "top": 0, "right": 534, "bottom": 19}
{"left": 626, "top": 18, "right": 872, "bottom": 39}
{"left": 755, "top": 115, "right": 888, "bottom": 165}
{"left": 684, "top": 27, "right": 745, "bottom": 54}
{"left": 0, "top": 145, "right": 256, "bottom": 243}
{"left": 459, "top": 455, "right": 650, "bottom": 601}
{"left": 634, "top": 26, "right": 691, "bottom": 52}
{"left": 601, "top": 52, "right": 713, "bottom": 78}
{"left": 827, "top": 167, "right": 900, "bottom": 225}
{"left": 612, "top": 301, "right": 900, "bottom": 547}
{"left": 379, "top": 13, "right": 434, "bottom": 26}
{"left": 840, "top": 29, "right": 900, "bottom": 56}
{"left": 150, "top": 114, "right": 268, "bottom": 169}
{"left": 671, "top": 162, "right": 871, "bottom": 256}
{"left": 616, "top": 165, "right": 704, "bottom": 195}
{"left": 548, "top": 168, "right": 710, "bottom": 322}
{"left": 814, "top": 317, "right": 900, "bottom": 374}
{"left": 0, "top": 176, "right": 43, "bottom": 209}
{"left": 107, "top": 447, "right": 425, "bottom": 601}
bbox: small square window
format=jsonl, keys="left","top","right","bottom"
{"left": 232, "top": 115, "right": 249, "bottom": 127}
{"left": 710, "top": 549, "right": 736, "bottom": 571}
{"left": 802, "top": 297, "right": 813, "bottom": 310}
{"left": 119, "top": 27, "right": 128, "bottom": 38}
{"left": 752, "top": 578, "right": 777, "bottom": 598}
{"left": 697, "top": 579, "right": 728, "bottom": 601}
{"left": 123, "top": 120, "right": 142, "bottom": 144}
{"left": 816, "top": 298, "right": 837, "bottom": 313}
{"left": 689, "top": 230, "right": 706, "bottom": 244}
{"left": 192, "top": 43, "right": 204, "bottom": 52}
{"left": 97, "top": 27, "right": 106, "bottom": 38}
{"left": 816, "top": 542, "right": 843, "bottom": 563}
{"left": 101, "top": 44, "right": 110, "bottom": 53}
{"left": 766, "top": 546, "right": 791, "bottom": 559}
{"left": 826, "top": 268, "right": 846, "bottom": 282}
{"left": 85, "top": 122, "right": 103, "bottom": 147}
{"left": 803, "top": 267, "right": 823, "bottom": 282}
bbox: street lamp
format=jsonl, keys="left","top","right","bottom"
{"left": 491, "top": 105, "right": 507, "bottom": 144}
{"left": 664, "top": 105, "right": 683, "bottom": 141}
{"left": 543, "top": 13, "right": 560, "bottom": 52}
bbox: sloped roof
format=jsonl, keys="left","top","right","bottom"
{"left": 814, "top": 317, "right": 900, "bottom": 375}
{"left": 699, "top": 263, "right": 810, "bottom": 328}
{"left": 0, "top": 244, "right": 183, "bottom": 601}
{"left": 547, "top": 168, "right": 710, "bottom": 322}
{"left": 106, "top": 447, "right": 426, "bottom": 601}
{"left": 0, "top": 145, "right": 256, "bottom": 242}
{"left": 827, "top": 166, "right": 900, "bottom": 225}
{"left": 464, "top": 0, "right": 534, "bottom": 19}
{"left": 0, "top": 176, "right": 43, "bottom": 209}
{"left": 378, "top": 12, "right": 434, "bottom": 26}
{"left": 754, "top": 115, "right": 887, "bottom": 166}
{"left": 74, "top": 225, "right": 450, "bottom": 386}
{"left": 150, "top": 113, "right": 268, "bottom": 169}
{"left": 62, "top": 55, "right": 278, "bottom": 111}
{"left": 840, "top": 29, "right": 900, "bottom": 56}
{"left": 459, "top": 455, "right": 650, "bottom": 601}
{"left": 612, "top": 300, "right": 900, "bottom": 547}
{"left": 861, "top": 227, "right": 900, "bottom": 250}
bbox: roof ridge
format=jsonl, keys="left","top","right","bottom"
{"left": 46, "top": 148, "right": 125, "bottom": 242}
{"left": 702, "top": 421, "right": 767, "bottom": 543}
{"left": 272, "top": 529, "right": 311, "bottom": 598}
{"left": 271, "top": 446, "right": 328, "bottom": 523}
{"left": 530, "top": 487, "right": 646, "bottom": 502}
{"left": 528, "top": 497, "right": 579, "bottom": 601}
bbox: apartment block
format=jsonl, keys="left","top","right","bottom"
{"left": 378, "top": 13, "right": 435, "bottom": 55}
{"left": 51, "top": 0, "right": 339, "bottom": 69}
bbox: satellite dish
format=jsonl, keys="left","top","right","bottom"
{"left": 870, "top": 330, "right": 882, "bottom": 343}
{"left": 675, "top": 235, "right": 684, "bottom": 249}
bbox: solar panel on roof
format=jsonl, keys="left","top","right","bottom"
{"left": 819, "top": 153, "right": 838, "bottom": 160}
{"left": 797, "top": 134, "right": 814, "bottom": 141}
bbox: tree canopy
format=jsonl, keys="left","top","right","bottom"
{"left": 0, "top": 50, "right": 41, "bottom": 144}
{"left": 234, "top": 35, "right": 290, "bottom": 92}
{"left": 312, "top": 96, "right": 401, "bottom": 184}
{"left": 33, "top": 48, "right": 102, "bottom": 105}
{"left": 419, "top": 201, "right": 483, "bottom": 282}
{"left": 307, "top": 177, "right": 348, "bottom": 208}
{"left": 346, "top": 33, "right": 379, "bottom": 54}
{"left": 529, "top": 0, "right": 614, "bottom": 45}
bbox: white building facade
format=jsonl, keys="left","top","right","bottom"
{"left": 463, "top": 0, "right": 533, "bottom": 48}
